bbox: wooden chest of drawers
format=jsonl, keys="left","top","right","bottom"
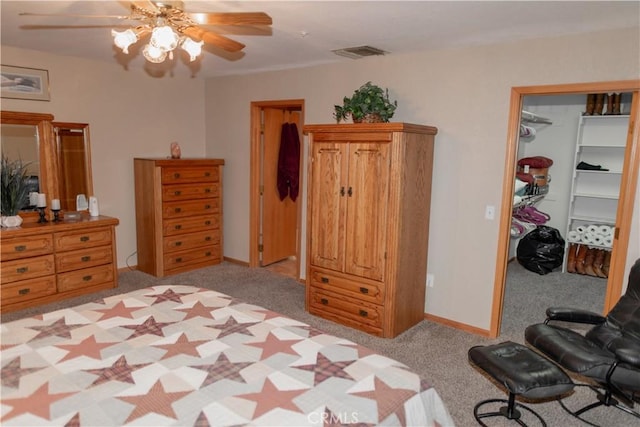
{"left": 0, "top": 215, "right": 119, "bottom": 313}
{"left": 134, "top": 158, "right": 224, "bottom": 277}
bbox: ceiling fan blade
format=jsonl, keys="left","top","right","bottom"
{"left": 182, "top": 27, "right": 245, "bottom": 52}
{"left": 19, "top": 12, "right": 132, "bottom": 19}
{"left": 186, "top": 12, "right": 272, "bottom": 26}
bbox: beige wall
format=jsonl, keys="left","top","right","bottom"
{"left": 204, "top": 27, "right": 640, "bottom": 331}
{"left": 1, "top": 46, "right": 207, "bottom": 269}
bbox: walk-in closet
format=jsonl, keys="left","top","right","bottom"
{"left": 501, "top": 91, "right": 633, "bottom": 336}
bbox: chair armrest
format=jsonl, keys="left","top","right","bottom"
{"left": 615, "top": 348, "right": 640, "bottom": 367}
{"left": 545, "top": 307, "right": 606, "bottom": 325}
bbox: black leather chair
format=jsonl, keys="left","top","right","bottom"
{"left": 525, "top": 257, "right": 640, "bottom": 425}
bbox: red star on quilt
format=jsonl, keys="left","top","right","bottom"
{"left": 351, "top": 376, "right": 417, "bottom": 425}
{"left": 121, "top": 316, "right": 173, "bottom": 339}
{"left": 93, "top": 300, "right": 139, "bottom": 321}
{"left": 28, "top": 317, "right": 84, "bottom": 341}
{"left": 1, "top": 357, "right": 45, "bottom": 388}
{"left": 237, "top": 377, "right": 306, "bottom": 418}
{"left": 176, "top": 300, "right": 217, "bottom": 321}
{"left": 56, "top": 335, "right": 116, "bottom": 362}
{"left": 192, "top": 352, "right": 253, "bottom": 385}
{"left": 293, "top": 352, "right": 355, "bottom": 385}
{"left": 154, "top": 333, "right": 209, "bottom": 360}
{"left": 118, "top": 379, "right": 191, "bottom": 423}
{"left": 0, "top": 382, "right": 76, "bottom": 422}
{"left": 147, "top": 288, "right": 189, "bottom": 304}
{"left": 246, "top": 332, "right": 302, "bottom": 360}
{"left": 206, "top": 316, "right": 260, "bottom": 339}
{"left": 84, "top": 355, "right": 151, "bottom": 386}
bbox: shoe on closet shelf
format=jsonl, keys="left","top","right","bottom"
{"left": 577, "top": 161, "right": 609, "bottom": 171}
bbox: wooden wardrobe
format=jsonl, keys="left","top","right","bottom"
{"left": 303, "top": 123, "right": 437, "bottom": 338}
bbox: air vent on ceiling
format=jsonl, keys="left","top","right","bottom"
{"left": 332, "top": 45, "right": 388, "bottom": 59}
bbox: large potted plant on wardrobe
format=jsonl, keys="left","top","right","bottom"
{"left": 334, "top": 81, "right": 398, "bottom": 123}
{"left": 0, "top": 154, "right": 30, "bottom": 227}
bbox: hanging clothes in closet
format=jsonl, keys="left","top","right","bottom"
{"left": 277, "top": 122, "right": 300, "bottom": 201}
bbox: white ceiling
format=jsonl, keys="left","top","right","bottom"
{"left": 2, "top": 1, "right": 639, "bottom": 79}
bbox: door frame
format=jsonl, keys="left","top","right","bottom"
{"left": 249, "top": 99, "right": 305, "bottom": 274}
{"left": 490, "top": 80, "right": 640, "bottom": 338}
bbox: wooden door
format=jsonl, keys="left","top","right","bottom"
{"left": 309, "top": 142, "right": 347, "bottom": 272}
{"left": 344, "top": 143, "right": 390, "bottom": 281}
{"left": 260, "top": 108, "right": 300, "bottom": 266}
{"left": 56, "top": 128, "right": 88, "bottom": 211}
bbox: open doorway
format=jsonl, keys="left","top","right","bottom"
{"left": 490, "top": 80, "right": 640, "bottom": 338}
{"left": 249, "top": 100, "right": 305, "bottom": 281}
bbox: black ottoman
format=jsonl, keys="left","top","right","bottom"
{"left": 468, "top": 341, "right": 574, "bottom": 426}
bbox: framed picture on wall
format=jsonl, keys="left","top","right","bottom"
{"left": 1, "top": 65, "right": 50, "bottom": 101}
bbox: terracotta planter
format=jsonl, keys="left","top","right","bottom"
{"left": 353, "top": 113, "right": 384, "bottom": 124}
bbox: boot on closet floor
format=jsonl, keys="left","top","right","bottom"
{"left": 575, "top": 245, "right": 588, "bottom": 274}
{"left": 613, "top": 93, "right": 622, "bottom": 115}
{"left": 567, "top": 243, "right": 578, "bottom": 273}
{"left": 605, "top": 93, "right": 615, "bottom": 115}
{"left": 584, "top": 94, "right": 596, "bottom": 115}
{"left": 584, "top": 248, "right": 597, "bottom": 276}
{"left": 594, "top": 94, "right": 606, "bottom": 115}
{"left": 602, "top": 250, "right": 612, "bottom": 277}
{"left": 592, "top": 249, "right": 607, "bottom": 278}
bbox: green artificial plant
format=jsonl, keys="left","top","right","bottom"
{"left": 1, "top": 154, "right": 30, "bottom": 216}
{"left": 334, "top": 81, "right": 398, "bottom": 123}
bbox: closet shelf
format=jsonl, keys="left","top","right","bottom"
{"left": 521, "top": 110, "right": 552, "bottom": 125}
{"left": 569, "top": 214, "right": 616, "bottom": 225}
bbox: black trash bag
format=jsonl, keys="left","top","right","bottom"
{"left": 517, "top": 226, "right": 565, "bottom": 275}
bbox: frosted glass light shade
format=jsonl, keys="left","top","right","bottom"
{"left": 142, "top": 44, "right": 167, "bottom": 63}
{"left": 181, "top": 38, "right": 204, "bottom": 61}
{"left": 112, "top": 29, "right": 138, "bottom": 54}
{"left": 150, "top": 26, "right": 179, "bottom": 51}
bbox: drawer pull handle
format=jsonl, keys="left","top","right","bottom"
{"left": 174, "top": 173, "right": 180, "bottom": 179}
{"left": 205, "top": 251, "right": 211, "bottom": 256}
{"left": 321, "top": 298, "right": 329, "bottom": 305}
{"left": 205, "top": 204, "right": 211, "bottom": 209}
{"left": 321, "top": 277, "right": 329, "bottom": 283}
{"left": 359, "top": 309, "right": 368, "bottom": 317}
{"left": 176, "top": 257, "right": 183, "bottom": 263}
{"left": 175, "top": 241, "right": 182, "bottom": 247}
{"left": 175, "top": 225, "right": 182, "bottom": 230}
{"left": 19, "top": 288, "right": 30, "bottom": 295}
{"left": 14, "top": 245, "right": 27, "bottom": 252}
{"left": 175, "top": 207, "right": 182, "bottom": 213}
{"left": 174, "top": 190, "right": 182, "bottom": 196}
{"left": 16, "top": 267, "right": 28, "bottom": 274}
{"left": 205, "top": 236, "right": 212, "bottom": 241}
{"left": 204, "top": 172, "right": 211, "bottom": 177}
{"left": 205, "top": 220, "right": 211, "bottom": 225}
{"left": 205, "top": 188, "right": 212, "bottom": 193}
{"left": 81, "top": 256, "right": 91, "bottom": 262}
{"left": 83, "top": 275, "right": 92, "bottom": 281}
{"left": 359, "top": 287, "right": 369, "bottom": 294}
{"left": 80, "top": 236, "right": 90, "bottom": 242}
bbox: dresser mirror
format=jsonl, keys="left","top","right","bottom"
{"left": 0, "top": 111, "right": 93, "bottom": 213}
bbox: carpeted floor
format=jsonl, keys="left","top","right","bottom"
{"left": 2, "top": 261, "right": 636, "bottom": 426}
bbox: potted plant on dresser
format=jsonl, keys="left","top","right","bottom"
{"left": 334, "top": 81, "right": 398, "bottom": 123}
{"left": 1, "top": 154, "right": 30, "bottom": 227}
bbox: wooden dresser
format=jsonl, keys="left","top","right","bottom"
{"left": 303, "top": 123, "right": 437, "bottom": 338}
{"left": 134, "top": 158, "right": 224, "bottom": 277}
{"left": 1, "top": 215, "right": 119, "bottom": 313}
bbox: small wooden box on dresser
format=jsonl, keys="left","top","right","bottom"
{"left": 1, "top": 215, "right": 119, "bottom": 313}
{"left": 134, "top": 158, "right": 224, "bottom": 277}
{"left": 303, "top": 123, "right": 437, "bottom": 338}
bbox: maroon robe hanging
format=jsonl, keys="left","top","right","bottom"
{"left": 277, "top": 123, "right": 300, "bottom": 201}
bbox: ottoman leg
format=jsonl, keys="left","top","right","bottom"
{"left": 473, "top": 392, "right": 548, "bottom": 427}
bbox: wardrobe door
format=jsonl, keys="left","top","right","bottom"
{"left": 344, "top": 143, "right": 390, "bottom": 281}
{"left": 309, "top": 143, "right": 347, "bottom": 272}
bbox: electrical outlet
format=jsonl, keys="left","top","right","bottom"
{"left": 426, "top": 274, "right": 434, "bottom": 288}
{"left": 485, "top": 205, "right": 495, "bottom": 220}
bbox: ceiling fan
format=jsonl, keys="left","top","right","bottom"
{"left": 19, "top": 1, "right": 273, "bottom": 63}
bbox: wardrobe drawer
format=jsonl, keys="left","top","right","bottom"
{"left": 1, "top": 255, "right": 55, "bottom": 283}
{"left": 308, "top": 287, "right": 384, "bottom": 329}
{"left": 163, "top": 215, "right": 219, "bottom": 236}
{"left": 163, "top": 246, "right": 221, "bottom": 272}
{"left": 57, "top": 264, "right": 114, "bottom": 292}
{"left": 162, "top": 198, "right": 220, "bottom": 218}
{"left": 161, "top": 167, "right": 219, "bottom": 184}
{"left": 163, "top": 229, "right": 220, "bottom": 253}
{"left": 1, "top": 234, "right": 53, "bottom": 261}
{"left": 309, "top": 267, "right": 384, "bottom": 304}
{"left": 54, "top": 228, "right": 112, "bottom": 252}
{"left": 161, "top": 183, "right": 219, "bottom": 202}
{"left": 1, "top": 276, "right": 57, "bottom": 305}
{"left": 56, "top": 245, "right": 113, "bottom": 273}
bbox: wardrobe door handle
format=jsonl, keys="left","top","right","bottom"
{"left": 348, "top": 187, "right": 353, "bottom": 197}
{"left": 340, "top": 187, "right": 345, "bottom": 197}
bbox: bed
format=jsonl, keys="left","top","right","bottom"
{"left": 0, "top": 285, "right": 453, "bottom": 426}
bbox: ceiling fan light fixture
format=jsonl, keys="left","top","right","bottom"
{"left": 142, "top": 43, "right": 167, "bottom": 63}
{"left": 112, "top": 28, "right": 138, "bottom": 54}
{"left": 181, "top": 37, "right": 203, "bottom": 61}
{"left": 150, "top": 25, "right": 179, "bottom": 51}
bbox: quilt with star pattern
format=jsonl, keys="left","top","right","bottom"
{"left": 1, "top": 285, "right": 453, "bottom": 426}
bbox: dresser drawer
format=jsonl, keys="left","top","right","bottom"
{"left": 54, "top": 228, "right": 112, "bottom": 252}
{"left": 1, "top": 276, "right": 57, "bottom": 305}
{"left": 162, "top": 183, "right": 219, "bottom": 202}
{"left": 162, "top": 198, "right": 220, "bottom": 218}
{"left": 57, "top": 264, "right": 114, "bottom": 292}
{"left": 309, "top": 267, "right": 384, "bottom": 304}
{"left": 56, "top": 245, "right": 113, "bottom": 273}
{"left": 161, "top": 167, "right": 219, "bottom": 184}
{"left": 163, "top": 246, "right": 221, "bottom": 272}
{"left": 308, "top": 287, "right": 384, "bottom": 329}
{"left": 163, "top": 215, "right": 219, "bottom": 236}
{"left": 1, "top": 254, "right": 55, "bottom": 283}
{"left": 163, "top": 229, "right": 220, "bottom": 253}
{"left": 1, "top": 234, "right": 54, "bottom": 261}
